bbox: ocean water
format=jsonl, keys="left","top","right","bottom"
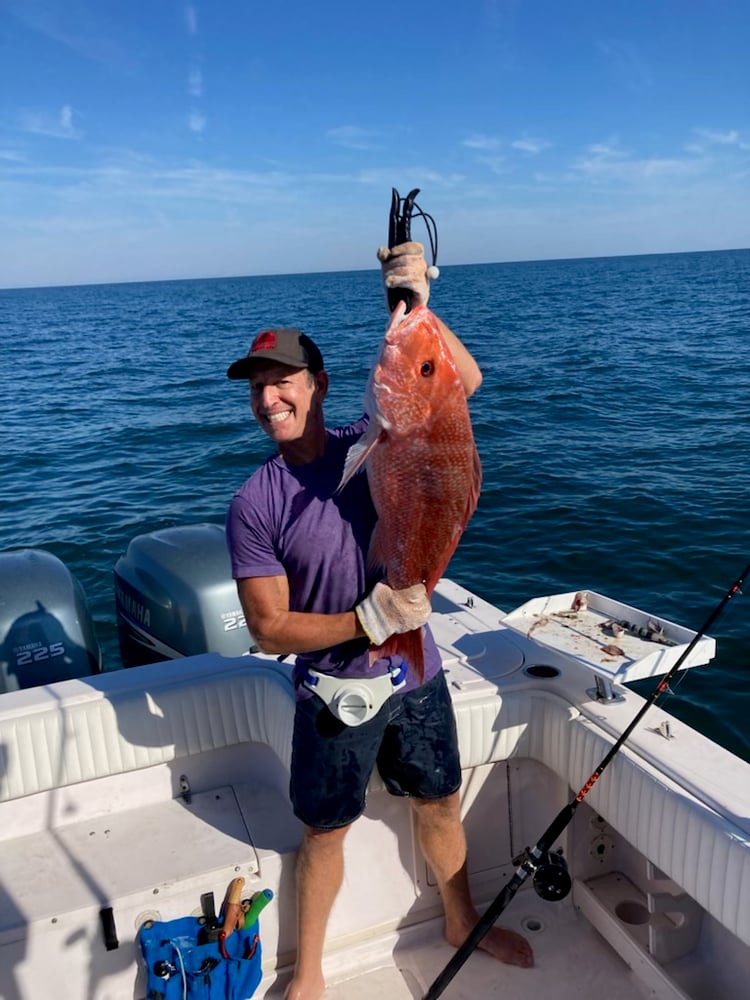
{"left": 1, "top": 249, "right": 749, "bottom": 761}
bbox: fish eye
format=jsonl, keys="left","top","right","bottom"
{"left": 420, "top": 360, "right": 434, "bottom": 377}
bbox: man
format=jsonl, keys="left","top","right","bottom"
{"left": 226, "top": 243, "right": 533, "bottom": 999}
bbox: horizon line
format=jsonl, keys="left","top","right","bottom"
{"left": 1, "top": 245, "right": 748, "bottom": 293}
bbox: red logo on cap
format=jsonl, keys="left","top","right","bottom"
{"left": 251, "top": 330, "right": 277, "bottom": 353}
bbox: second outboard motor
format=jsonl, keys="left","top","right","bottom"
{"left": 0, "top": 548, "right": 102, "bottom": 694}
{"left": 114, "top": 523, "right": 255, "bottom": 667}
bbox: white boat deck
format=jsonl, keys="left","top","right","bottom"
{"left": 270, "top": 898, "right": 657, "bottom": 1000}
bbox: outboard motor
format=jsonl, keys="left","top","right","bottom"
{"left": 114, "top": 523, "right": 255, "bottom": 667}
{"left": 0, "top": 548, "right": 102, "bottom": 694}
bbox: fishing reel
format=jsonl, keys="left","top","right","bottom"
{"left": 533, "top": 847, "right": 572, "bottom": 902}
{"left": 514, "top": 845, "right": 572, "bottom": 902}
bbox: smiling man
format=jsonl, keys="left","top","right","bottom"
{"left": 240, "top": 329, "right": 329, "bottom": 464}
{"left": 224, "top": 250, "right": 532, "bottom": 1000}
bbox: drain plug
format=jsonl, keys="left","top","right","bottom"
{"left": 521, "top": 916, "right": 545, "bottom": 933}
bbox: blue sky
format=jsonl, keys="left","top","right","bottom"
{"left": 1, "top": 1, "right": 748, "bottom": 288}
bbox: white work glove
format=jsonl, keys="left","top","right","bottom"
{"left": 377, "top": 241, "right": 439, "bottom": 310}
{"left": 355, "top": 581, "right": 432, "bottom": 646}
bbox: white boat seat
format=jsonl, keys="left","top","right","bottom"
{"left": 0, "top": 655, "right": 295, "bottom": 802}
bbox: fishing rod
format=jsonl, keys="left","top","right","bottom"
{"left": 423, "top": 559, "right": 750, "bottom": 999}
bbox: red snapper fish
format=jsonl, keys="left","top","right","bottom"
{"left": 341, "top": 301, "right": 482, "bottom": 678}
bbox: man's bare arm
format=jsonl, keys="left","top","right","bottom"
{"left": 435, "top": 316, "right": 483, "bottom": 398}
{"left": 237, "top": 575, "right": 365, "bottom": 655}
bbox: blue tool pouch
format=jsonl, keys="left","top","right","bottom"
{"left": 138, "top": 915, "right": 263, "bottom": 1000}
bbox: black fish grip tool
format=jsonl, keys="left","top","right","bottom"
{"left": 386, "top": 187, "right": 439, "bottom": 312}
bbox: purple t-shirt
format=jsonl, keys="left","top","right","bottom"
{"left": 225, "top": 417, "right": 442, "bottom": 693}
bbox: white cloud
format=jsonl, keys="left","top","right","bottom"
{"left": 692, "top": 127, "right": 750, "bottom": 152}
{"left": 574, "top": 140, "right": 702, "bottom": 183}
{"left": 6, "top": 2, "right": 131, "bottom": 71}
{"left": 188, "top": 112, "right": 207, "bottom": 134}
{"left": 188, "top": 65, "right": 203, "bottom": 98}
{"left": 0, "top": 159, "right": 302, "bottom": 227}
{"left": 60, "top": 106, "right": 74, "bottom": 132}
{"left": 185, "top": 4, "right": 198, "bottom": 36}
{"left": 694, "top": 128, "right": 740, "bottom": 146}
{"left": 476, "top": 155, "right": 507, "bottom": 176}
{"left": 22, "top": 104, "right": 83, "bottom": 139}
{"left": 462, "top": 134, "right": 500, "bottom": 151}
{"left": 571, "top": 127, "right": 749, "bottom": 187}
{"left": 350, "top": 167, "right": 464, "bottom": 189}
{"left": 511, "top": 137, "right": 551, "bottom": 154}
{"left": 326, "top": 126, "right": 381, "bottom": 150}
{"left": 586, "top": 141, "right": 628, "bottom": 160}
{"left": 2, "top": 145, "right": 747, "bottom": 288}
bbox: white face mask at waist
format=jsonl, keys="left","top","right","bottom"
{"left": 301, "top": 661, "right": 407, "bottom": 726}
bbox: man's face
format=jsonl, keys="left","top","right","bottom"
{"left": 248, "top": 362, "right": 325, "bottom": 446}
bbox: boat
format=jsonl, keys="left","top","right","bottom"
{"left": 0, "top": 523, "right": 748, "bottom": 999}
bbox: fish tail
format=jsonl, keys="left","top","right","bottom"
{"left": 375, "top": 628, "right": 425, "bottom": 683}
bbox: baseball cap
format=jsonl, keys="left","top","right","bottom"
{"left": 226, "top": 328, "right": 324, "bottom": 380}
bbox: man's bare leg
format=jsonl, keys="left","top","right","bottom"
{"left": 284, "top": 823, "right": 350, "bottom": 1000}
{"left": 411, "top": 793, "right": 533, "bottom": 968}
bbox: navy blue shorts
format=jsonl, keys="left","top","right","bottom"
{"left": 290, "top": 670, "right": 462, "bottom": 830}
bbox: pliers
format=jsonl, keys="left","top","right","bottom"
{"left": 388, "top": 187, "right": 421, "bottom": 248}
{"left": 386, "top": 187, "right": 439, "bottom": 312}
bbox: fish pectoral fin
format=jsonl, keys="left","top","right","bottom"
{"left": 336, "top": 427, "right": 385, "bottom": 492}
{"left": 366, "top": 522, "right": 388, "bottom": 577}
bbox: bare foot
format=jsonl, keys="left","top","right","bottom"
{"left": 476, "top": 925, "right": 533, "bottom": 968}
{"left": 445, "top": 923, "right": 534, "bottom": 969}
{"left": 283, "top": 971, "right": 326, "bottom": 1000}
